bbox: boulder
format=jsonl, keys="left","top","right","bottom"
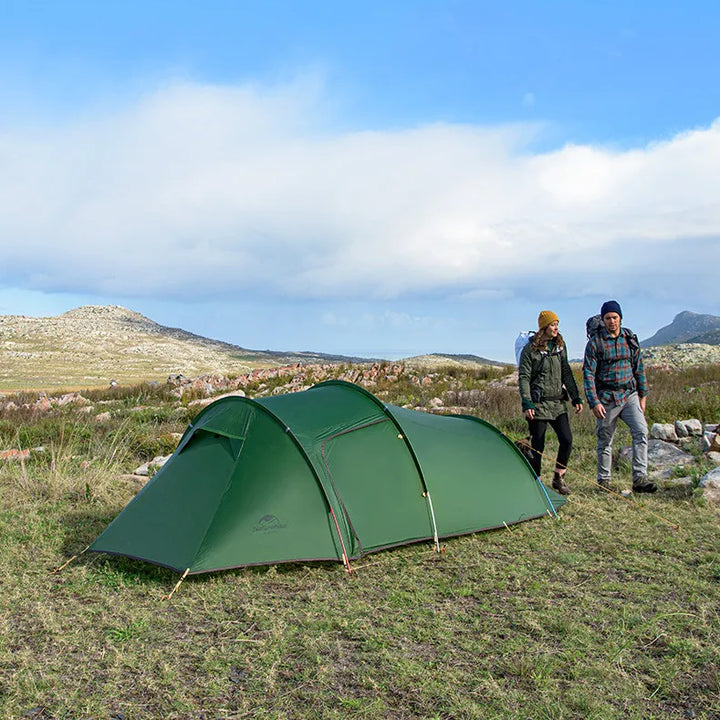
{"left": 650, "top": 423, "right": 678, "bottom": 442}
{"left": 134, "top": 454, "right": 172, "bottom": 477}
{"left": 675, "top": 418, "right": 703, "bottom": 436}
{"left": 678, "top": 436, "right": 701, "bottom": 451}
{"left": 706, "top": 451, "right": 720, "bottom": 466}
{"left": 702, "top": 433, "right": 715, "bottom": 452}
{"left": 699, "top": 466, "right": 720, "bottom": 504}
{"left": 647, "top": 439, "right": 695, "bottom": 471}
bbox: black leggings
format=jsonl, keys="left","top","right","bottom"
{"left": 527, "top": 413, "right": 573, "bottom": 477}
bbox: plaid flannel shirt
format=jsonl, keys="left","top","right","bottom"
{"left": 583, "top": 327, "right": 648, "bottom": 408}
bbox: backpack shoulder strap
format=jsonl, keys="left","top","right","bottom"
{"left": 593, "top": 328, "right": 604, "bottom": 363}
{"left": 622, "top": 328, "right": 640, "bottom": 370}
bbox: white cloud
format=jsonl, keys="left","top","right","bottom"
{"left": 1, "top": 78, "right": 718, "bottom": 306}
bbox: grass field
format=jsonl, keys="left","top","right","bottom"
{"left": 1, "top": 365, "right": 719, "bottom": 719}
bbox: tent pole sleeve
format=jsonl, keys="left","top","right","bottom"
{"left": 423, "top": 492, "right": 441, "bottom": 553}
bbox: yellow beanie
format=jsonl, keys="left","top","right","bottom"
{"left": 538, "top": 310, "right": 559, "bottom": 329}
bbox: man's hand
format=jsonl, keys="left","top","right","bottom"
{"left": 639, "top": 396, "right": 647, "bottom": 413}
{"left": 524, "top": 408, "right": 535, "bottom": 421}
{"left": 592, "top": 404, "right": 606, "bottom": 419}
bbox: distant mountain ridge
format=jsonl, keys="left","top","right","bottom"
{"left": 0, "top": 305, "right": 375, "bottom": 391}
{"left": 0, "top": 305, "right": 497, "bottom": 391}
{"left": 642, "top": 311, "right": 720, "bottom": 347}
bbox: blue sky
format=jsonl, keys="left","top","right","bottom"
{"left": 1, "top": 0, "right": 719, "bottom": 362}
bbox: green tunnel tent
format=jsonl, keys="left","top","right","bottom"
{"left": 89, "top": 380, "right": 565, "bottom": 574}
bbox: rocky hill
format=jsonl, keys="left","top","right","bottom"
{"left": 642, "top": 311, "right": 720, "bottom": 346}
{"left": 0, "top": 305, "right": 501, "bottom": 392}
{"left": 0, "top": 305, "right": 374, "bottom": 391}
{"left": 403, "top": 353, "right": 507, "bottom": 369}
{"left": 641, "top": 343, "right": 720, "bottom": 369}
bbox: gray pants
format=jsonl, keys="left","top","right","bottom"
{"left": 596, "top": 392, "right": 648, "bottom": 481}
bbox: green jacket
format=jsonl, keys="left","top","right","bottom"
{"left": 518, "top": 338, "right": 581, "bottom": 420}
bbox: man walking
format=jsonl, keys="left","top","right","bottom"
{"left": 583, "top": 300, "right": 656, "bottom": 493}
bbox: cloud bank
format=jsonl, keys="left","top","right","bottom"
{"left": 1, "top": 78, "right": 718, "bottom": 304}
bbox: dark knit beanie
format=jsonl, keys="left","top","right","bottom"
{"left": 601, "top": 300, "right": 622, "bottom": 318}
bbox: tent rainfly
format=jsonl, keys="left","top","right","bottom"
{"left": 89, "top": 380, "right": 565, "bottom": 574}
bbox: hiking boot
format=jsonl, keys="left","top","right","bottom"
{"left": 597, "top": 478, "right": 612, "bottom": 491}
{"left": 632, "top": 476, "right": 658, "bottom": 493}
{"left": 552, "top": 472, "right": 571, "bottom": 495}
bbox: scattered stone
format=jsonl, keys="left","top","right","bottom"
{"left": 134, "top": 455, "right": 172, "bottom": 476}
{"left": 0, "top": 448, "right": 30, "bottom": 461}
{"left": 706, "top": 451, "right": 720, "bottom": 466}
{"left": 34, "top": 397, "right": 52, "bottom": 412}
{"left": 187, "top": 390, "right": 247, "bottom": 408}
{"left": 647, "top": 439, "right": 695, "bottom": 472}
{"left": 650, "top": 423, "right": 678, "bottom": 442}
{"left": 678, "top": 436, "right": 701, "bottom": 451}
{"left": 699, "top": 466, "right": 720, "bottom": 504}
{"left": 56, "top": 392, "right": 92, "bottom": 407}
{"left": 675, "top": 418, "right": 703, "bottom": 436}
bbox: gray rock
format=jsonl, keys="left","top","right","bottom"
{"left": 650, "top": 423, "right": 678, "bottom": 442}
{"left": 706, "top": 451, "right": 720, "bottom": 466}
{"left": 134, "top": 454, "right": 172, "bottom": 477}
{"left": 700, "top": 466, "right": 720, "bottom": 486}
{"left": 699, "top": 466, "right": 720, "bottom": 504}
{"left": 678, "top": 436, "right": 701, "bottom": 451}
{"left": 647, "top": 439, "right": 695, "bottom": 471}
{"left": 187, "top": 389, "right": 247, "bottom": 408}
{"left": 674, "top": 420, "right": 689, "bottom": 438}
{"left": 676, "top": 418, "right": 703, "bottom": 436}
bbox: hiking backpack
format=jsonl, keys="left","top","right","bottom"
{"left": 586, "top": 314, "right": 640, "bottom": 366}
{"left": 514, "top": 331, "right": 535, "bottom": 366}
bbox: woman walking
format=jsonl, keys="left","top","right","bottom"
{"left": 518, "top": 311, "right": 583, "bottom": 495}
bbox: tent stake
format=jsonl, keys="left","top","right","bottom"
{"left": 52, "top": 544, "right": 90, "bottom": 574}
{"left": 163, "top": 568, "right": 190, "bottom": 600}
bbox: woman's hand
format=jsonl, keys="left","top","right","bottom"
{"left": 524, "top": 408, "right": 535, "bottom": 421}
{"left": 574, "top": 402, "right": 583, "bottom": 414}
